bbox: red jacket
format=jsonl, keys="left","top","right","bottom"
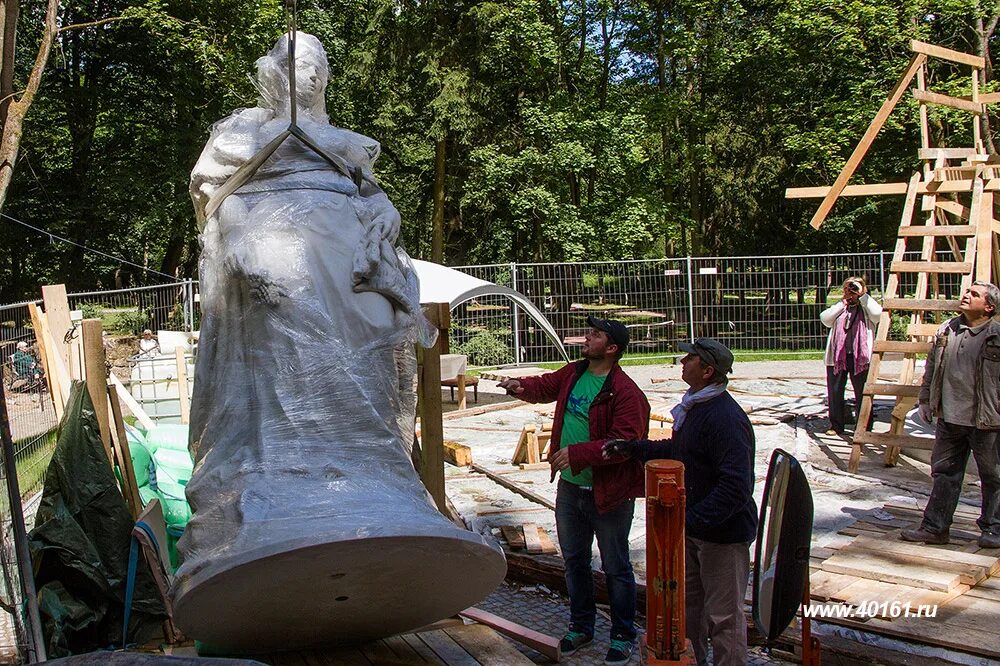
{"left": 517, "top": 360, "right": 650, "bottom": 513}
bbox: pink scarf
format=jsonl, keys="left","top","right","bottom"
{"left": 832, "top": 305, "right": 871, "bottom": 376}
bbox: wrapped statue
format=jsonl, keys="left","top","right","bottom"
{"left": 174, "top": 32, "right": 505, "bottom": 652}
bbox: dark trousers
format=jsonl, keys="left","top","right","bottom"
{"left": 922, "top": 420, "right": 1000, "bottom": 536}
{"left": 555, "top": 480, "right": 637, "bottom": 641}
{"left": 826, "top": 354, "right": 869, "bottom": 433}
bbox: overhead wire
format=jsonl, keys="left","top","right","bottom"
{"left": 0, "top": 211, "right": 180, "bottom": 281}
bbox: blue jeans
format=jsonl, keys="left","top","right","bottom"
{"left": 555, "top": 479, "right": 637, "bottom": 641}
{"left": 922, "top": 420, "right": 1000, "bottom": 535}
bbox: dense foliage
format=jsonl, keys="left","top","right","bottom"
{"left": 0, "top": 0, "right": 997, "bottom": 302}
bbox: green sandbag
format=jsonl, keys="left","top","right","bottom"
{"left": 138, "top": 484, "right": 159, "bottom": 507}
{"left": 145, "top": 423, "right": 189, "bottom": 451}
{"left": 152, "top": 448, "right": 193, "bottom": 486}
{"left": 126, "top": 430, "right": 153, "bottom": 487}
{"left": 156, "top": 480, "right": 191, "bottom": 527}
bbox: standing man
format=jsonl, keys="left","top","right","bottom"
{"left": 603, "top": 338, "right": 756, "bottom": 666}
{"left": 902, "top": 281, "right": 1000, "bottom": 548}
{"left": 498, "top": 316, "right": 650, "bottom": 665}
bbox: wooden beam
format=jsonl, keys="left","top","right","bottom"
{"left": 898, "top": 224, "right": 976, "bottom": 236}
{"left": 469, "top": 463, "right": 556, "bottom": 511}
{"left": 974, "top": 92, "right": 1000, "bottom": 104}
{"left": 864, "top": 383, "right": 921, "bottom": 398}
{"left": 917, "top": 147, "right": 984, "bottom": 160}
{"left": 913, "top": 89, "right": 984, "bottom": 115}
{"left": 108, "top": 384, "right": 143, "bottom": 520}
{"left": 889, "top": 260, "right": 971, "bottom": 273}
{"left": 908, "top": 322, "right": 942, "bottom": 337}
{"left": 418, "top": 302, "right": 449, "bottom": 513}
{"left": 976, "top": 185, "right": 992, "bottom": 282}
{"left": 882, "top": 298, "right": 960, "bottom": 311}
{"left": 81, "top": 319, "right": 113, "bottom": 467}
{"left": 443, "top": 440, "right": 472, "bottom": 467}
{"left": 910, "top": 40, "right": 986, "bottom": 69}
{"left": 459, "top": 607, "right": 561, "bottom": 663}
{"left": 809, "top": 54, "right": 926, "bottom": 229}
{"left": 174, "top": 346, "right": 190, "bottom": 425}
{"left": 871, "top": 340, "right": 933, "bottom": 354}
{"left": 786, "top": 183, "right": 909, "bottom": 199}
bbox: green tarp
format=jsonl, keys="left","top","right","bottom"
{"left": 29, "top": 382, "right": 167, "bottom": 658}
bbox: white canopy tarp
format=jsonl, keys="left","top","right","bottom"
{"left": 413, "top": 259, "right": 569, "bottom": 363}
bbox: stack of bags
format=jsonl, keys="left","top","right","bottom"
{"left": 124, "top": 423, "right": 194, "bottom": 570}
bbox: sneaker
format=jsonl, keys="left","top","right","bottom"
{"left": 824, "top": 428, "right": 843, "bottom": 436}
{"left": 900, "top": 526, "right": 949, "bottom": 545}
{"left": 559, "top": 629, "right": 592, "bottom": 656}
{"left": 980, "top": 532, "right": 1000, "bottom": 548}
{"left": 605, "top": 638, "right": 634, "bottom": 665}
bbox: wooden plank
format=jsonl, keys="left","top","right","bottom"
{"left": 808, "top": 570, "right": 858, "bottom": 602}
{"left": 809, "top": 54, "right": 926, "bottom": 229}
{"left": 500, "top": 525, "right": 526, "bottom": 549}
{"left": 27, "top": 303, "right": 64, "bottom": 421}
{"left": 535, "top": 526, "right": 557, "bottom": 554}
{"left": 882, "top": 298, "right": 959, "bottom": 311}
{"left": 852, "top": 431, "right": 935, "bottom": 450}
{"left": 174, "top": 346, "right": 191, "bottom": 425}
{"left": 469, "top": 463, "right": 555, "bottom": 511}
{"left": 889, "top": 260, "right": 972, "bottom": 273}
{"left": 918, "top": 147, "right": 983, "bottom": 160}
{"left": 459, "top": 607, "right": 561, "bottom": 663}
{"left": 847, "top": 535, "right": 1000, "bottom": 573}
{"left": 108, "top": 385, "right": 143, "bottom": 520}
{"left": 522, "top": 522, "right": 543, "bottom": 554}
{"left": 872, "top": 340, "right": 933, "bottom": 354}
{"left": 976, "top": 185, "right": 992, "bottom": 282}
{"left": 864, "top": 383, "right": 921, "bottom": 398}
{"left": 443, "top": 440, "right": 472, "bottom": 467}
{"left": 82, "top": 319, "right": 113, "bottom": 467}
{"left": 910, "top": 40, "right": 986, "bottom": 68}
{"left": 820, "top": 549, "right": 963, "bottom": 591}
{"left": 786, "top": 182, "right": 910, "bottom": 198}
{"left": 360, "top": 639, "right": 405, "bottom": 665}
{"left": 913, "top": 89, "right": 984, "bottom": 114}
{"left": 443, "top": 624, "right": 535, "bottom": 665}
{"left": 898, "top": 223, "right": 976, "bottom": 236}
{"left": 383, "top": 635, "right": 425, "bottom": 663}
{"left": 417, "top": 629, "right": 478, "bottom": 666}
{"left": 41, "top": 284, "right": 72, "bottom": 371}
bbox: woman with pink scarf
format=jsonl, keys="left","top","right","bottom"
{"left": 820, "top": 276, "right": 882, "bottom": 435}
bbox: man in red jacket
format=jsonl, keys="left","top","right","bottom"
{"left": 499, "top": 316, "right": 650, "bottom": 665}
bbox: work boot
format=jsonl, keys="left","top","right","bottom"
{"left": 559, "top": 628, "right": 592, "bottom": 656}
{"left": 979, "top": 532, "right": 1000, "bottom": 548}
{"left": 900, "top": 526, "right": 949, "bottom": 545}
{"left": 605, "top": 638, "right": 635, "bottom": 665}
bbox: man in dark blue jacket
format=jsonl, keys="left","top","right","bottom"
{"left": 604, "top": 338, "right": 757, "bottom": 666}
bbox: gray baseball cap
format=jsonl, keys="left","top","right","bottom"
{"left": 678, "top": 338, "right": 734, "bottom": 375}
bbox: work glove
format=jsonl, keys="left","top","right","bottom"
{"left": 602, "top": 439, "right": 638, "bottom": 459}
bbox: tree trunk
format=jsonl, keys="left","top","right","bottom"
{"left": 975, "top": 13, "right": 999, "bottom": 154}
{"left": 0, "top": 0, "right": 18, "bottom": 131}
{"left": 0, "top": 0, "right": 58, "bottom": 215}
{"left": 431, "top": 136, "right": 446, "bottom": 263}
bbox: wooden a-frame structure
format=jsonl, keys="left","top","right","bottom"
{"left": 788, "top": 40, "right": 1000, "bottom": 472}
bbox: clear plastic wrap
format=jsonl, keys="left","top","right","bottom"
{"left": 172, "top": 32, "right": 503, "bottom": 652}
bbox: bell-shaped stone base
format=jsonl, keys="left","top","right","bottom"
{"left": 172, "top": 532, "right": 506, "bottom": 653}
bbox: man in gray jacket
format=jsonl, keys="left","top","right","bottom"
{"left": 902, "top": 281, "right": 1000, "bottom": 548}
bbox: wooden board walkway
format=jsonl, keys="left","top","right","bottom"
{"left": 809, "top": 500, "right": 1000, "bottom": 659}
{"left": 167, "top": 622, "right": 535, "bottom": 665}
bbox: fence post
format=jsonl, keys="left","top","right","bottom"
{"left": 510, "top": 262, "right": 522, "bottom": 365}
{"left": 879, "top": 250, "right": 887, "bottom": 295}
{"left": 686, "top": 256, "right": 696, "bottom": 343}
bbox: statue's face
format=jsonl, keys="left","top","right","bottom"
{"left": 293, "top": 51, "right": 327, "bottom": 108}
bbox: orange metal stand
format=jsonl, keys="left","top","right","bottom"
{"left": 645, "top": 460, "right": 694, "bottom": 666}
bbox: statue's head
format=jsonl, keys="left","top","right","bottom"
{"left": 255, "top": 32, "right": 330, "bottom": 120}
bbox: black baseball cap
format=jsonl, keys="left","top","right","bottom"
{"left": 586, "top": 315, "right": 629, "bottom": 351}
{"left": 678, "top": 338, "right": 734, "bottom": 375}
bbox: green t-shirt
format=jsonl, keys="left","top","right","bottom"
{"left": 559, "top": 370, "right": 606, "bottom": 487}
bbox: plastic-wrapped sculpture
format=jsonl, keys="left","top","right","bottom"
{"left": 174, "top": 32, "right": 505, "bottom": 652}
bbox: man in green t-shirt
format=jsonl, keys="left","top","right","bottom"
{"left": 499, "top": 316, "right": 650, "bottom": 665}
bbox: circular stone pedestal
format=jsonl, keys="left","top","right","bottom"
{"left": 171, "top": 533, "right": 506, "bottom": 653}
